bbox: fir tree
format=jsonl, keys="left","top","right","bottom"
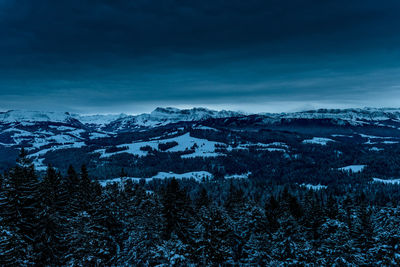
{"left": 34, "top": 165, "right": 69, "bottom": 265}
{"left": 0, "top": 149, "right": 40, "bottom": 264}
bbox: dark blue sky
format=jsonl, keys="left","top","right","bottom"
{"left": 1, "top": 0, "right": 400, "bottom": 114}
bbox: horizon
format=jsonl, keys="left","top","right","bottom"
{"left": 1, "top": 104, "right": 400, "bottom": 117}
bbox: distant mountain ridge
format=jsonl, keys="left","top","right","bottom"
{"left": 0, "top": 107, "right": 245, "bottom": 130}
{"left": 2, "top": 107, "right": 400, "bottom": 128}
{"left": 1, "top": 106, "right": 400, "bottom": 175}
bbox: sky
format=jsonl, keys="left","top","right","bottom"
{"left": 1, "top": 0, "right": 400, "bottom": 114}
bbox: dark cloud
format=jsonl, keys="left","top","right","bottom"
{"left": 0, "top": 0, "right": 400, "bottom": 113}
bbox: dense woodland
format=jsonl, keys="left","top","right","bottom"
{"left": 1, "top": 149, "right": 400, "bottom": 266}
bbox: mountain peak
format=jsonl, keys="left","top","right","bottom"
{"left": 0, "top": 110, "right": 75, "bottom": 123}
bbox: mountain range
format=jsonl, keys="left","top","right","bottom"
{"left": 1, "top": 107, "right": 400, "bottom": 181}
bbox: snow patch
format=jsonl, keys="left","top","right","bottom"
{"left": 338, "top": 165, "right": 366, "bottom": 173}
{"left": 372, "top": 178, "right": 400, "bottom": 185}
{"left": 95, "top": 132, "right": 225, "bottom": 159}
{"left": 225, "top": 172, "right": 251, "bottom": 179}
{"left": 302, "top": 137, "right": 335, "bottom": 145}
{"left": 300, "top": 184, "right": 328, "bottom": 190}
{"left": 99, "top": 171, "right": 213, "bottom": 186}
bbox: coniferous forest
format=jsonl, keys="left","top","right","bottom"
{"left": 1, "top": 149, "right": 400, "bottom": 266}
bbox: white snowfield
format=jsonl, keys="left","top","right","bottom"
{"left": 29, "top": 142, "right": 86, "bottom": 170}
{"left": 370, "top": 147, "right": 384, "bottom": 152}
{"left": 99, "top": 171, "right": 214, "bottom": 186}
{"left": 94, "top": 132, "right": 292, "bottom": 159}
{"left": 300, "top": 184, "right": 328, "bottom": 190}
{"left": 228, "top": 141, "right": 289, "bottom": 153}
{"left": 225, "top": 172, "right": 252, "bottom": 179}
{"left": 94, "top": 132, "right": 226, "bottom": 159}
{"left": 373, "top": 178, "right": 400, "bottom": 185}
{"left": 99, "top": 171, "right": 252, "bottom": 186}
{"left": 89, "top": 132, "right": 110, "bottom": 139}
{"left": 338, "top": 165, "right": 366, "bottom": 173}
{"left": 3, "top": 107, "right": 400, "bottom": 130}
{"left": 302, "top": 137, "right": 335, "bottom": 145}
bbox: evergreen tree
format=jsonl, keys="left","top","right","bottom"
{"left": 161, "top": 178, "right": 194, "bottom": 242}
{"left": 78, "top": 164, "right": 92, "bottom": 210}
{"left": 34, "top": 165, "right": 69, "bottom": 265}
{"left": 0, "top": 149, "right": 40, "bottom": 264}
{"left": 193, "top": 205, "right": 233, "bottom": 265}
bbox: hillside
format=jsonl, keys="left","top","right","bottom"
{"left": 0, "top": 107, "right": 399, "bottom": 184}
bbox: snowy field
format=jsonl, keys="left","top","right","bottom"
{"left": 99, "top": 171, "right": 214, "bottom": 186}
{"left": 373, "top": 178, "right": 400, "bottom": 185}
{"left": 338, "top": 165, "right": 366, "bottom": 173}
{"left": 302, "top": 137, "right": 335, "bottom": 145}
{"left": 99, "top": 171, "right": 253, "bottom": 186}
{"left": 94, "top": 132, "right": 225, "bottom": 159}
{"left": 300, "top": 184, "right": 328, "bottom": 190}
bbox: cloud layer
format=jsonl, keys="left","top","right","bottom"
{"left": 1, "top": 0, "right": 400, "bottom": 113}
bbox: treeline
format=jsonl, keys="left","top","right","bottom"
{"left": 1, "top": 150, "right": 400, "bottom": 265}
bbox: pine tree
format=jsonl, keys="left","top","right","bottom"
{"left": 118, "top": 187, "right": 163, "bottom": 265}
{"left": 0, "top": 149, "right": 40, "bottom": 264}
{"left": 265, "top": 195, "right": 280, "bottom": 232}
{"left": 34, "top": 165, "right": 69, "bottom": 265}
{"left": 352, "top": 193, "right": 374, "bottom": 261}
{"left": 161, "top": 178, "right": 194, "bottom": 242}
{"left": 193, "top": 205, "right": 233, "bottom": 265}
{"left": 78, "top": 164, "right": 93, "bottom": 211}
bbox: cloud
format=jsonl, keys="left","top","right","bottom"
{"left": 0, "top": 0, "right": 400, "bottom": 112}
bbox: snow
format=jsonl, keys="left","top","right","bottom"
{"left": 338, "top": 165, "right": 366, "bottom": 173}
{"left": 302, "top": 137, "right": 335, "bottom": 145}
{"left": 105, "top": 107, "right": 244, "bottom": 129}
{"left": 89, "top": 132, "right": 110, "bottom": 139}
{"left": 92, "top": 136, "right": 290, "bottom": 159}
{"left": 300, "top": 184, "right": 328, "bottom": 190}
{"left": 0, "top": 110, "right": 73, "bottom": 123}
{"left": 99, "top": 171, "right": 213, "bottom": 186}
{"left": 225, "top": 172, "right": 251, "bottom": 179}
{"left": 4, "top": 107, "right": 400, "bottom": 131}
{"left": 382, "top": 141, "right": 399, "bottom": 144}
{"left": 49, "top": 125, "right": 76, "bottom": 131}
{"left": 192, "top": 125, "right": 219, "bottom": 131}
{"left": 267, "top": 142, "right": 289, "bottom": 148}
{"left": 0, "top": 110, "right": 127, "bottom": 127}
{"left": 372, "top": 178, "right": 400, "bottom": 185}
{"left": 34, "top": 158, "right": 48, "bottom": 171}
{"left": 181, "top": 152, "right": 222, "bottom": 158}
{"left": 152, "top": 171, "right": 213, "bottom": 181}
{"left": 370, "top": 147, "right": 384, "bottom": 151}
{"left": 78, "top": 113, "right": 128, "bottom": 126}
{"left": 265, "top": 148, "right": 286, "bottom": 152}
{"left": 228, "top": 141, "right": 289, "bottom": 152}
{"left": 67, "top": 129, "right": 85, "bottom": 137}
{"left": 29, "top": 142, "right": 86, "bottom": 171}
{"left": 331, "top": 134, "right": 352, "bottom": 137}
{"left": 271, "top": 108, "right": 400, "bottom": 125}
{"left": 359, "top": 134, "right": 390, "bottom": 139}
{"left": 50, "top": 134, "right": 79, "bottom": 144}
{"left": 95, "top": 132, "right": 225, "bottom": 159}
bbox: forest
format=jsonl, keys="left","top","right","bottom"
{"left": 1, "top": 149, "right": 400, "bottom": 266}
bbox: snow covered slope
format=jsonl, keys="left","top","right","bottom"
{"left": 2, "top": 107, "right": 400, "bottom": 130}
{"left": 94, "top": 132, "right": 226, "bottom": 159}
{"left": 1, "top": 106, "right": 400, "bottom": 174}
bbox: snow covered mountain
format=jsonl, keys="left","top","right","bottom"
{"left": 0, "top": 107, "right": 244, "bottom": 130}
{"left": 2, "top": 107, "right": 400, "bottom": 130}
{"left": 273, "top": 108, "right": 400, "bottom": 125}
{"left": 1, "top": 106, "right": 400, "bottom": 175}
